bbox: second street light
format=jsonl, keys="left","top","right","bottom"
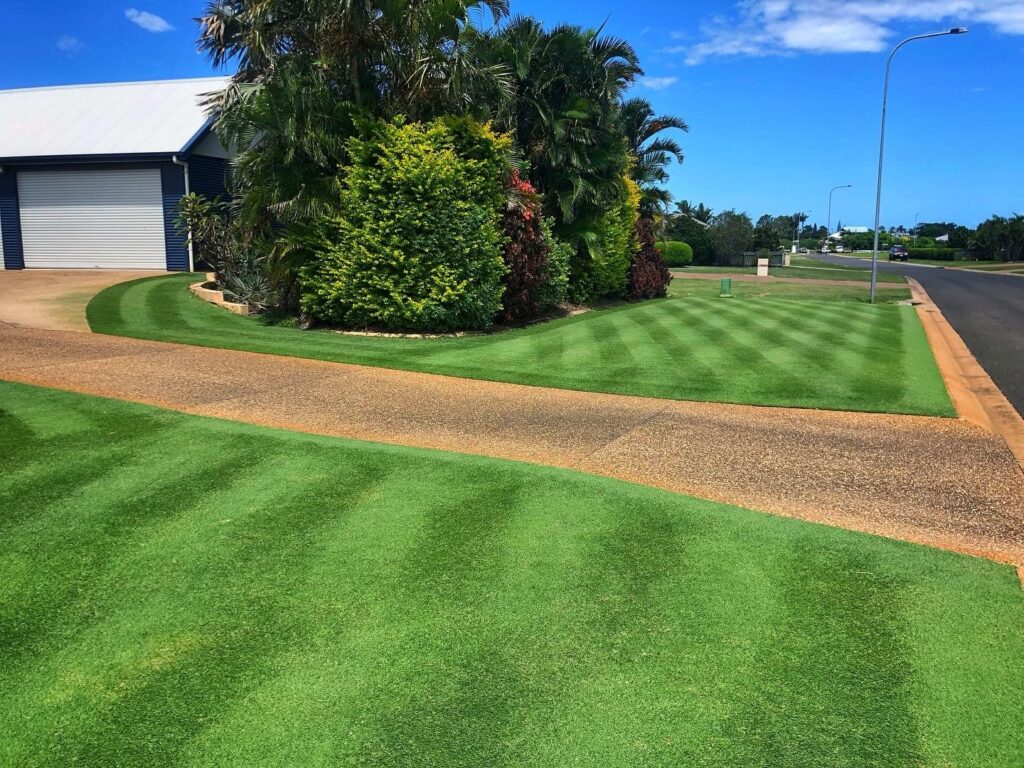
{"left": 826, "top": 185, "right": 851, "bottom": 263}
{"left": 869, "top": 27, "right": 968, "bottom": 301}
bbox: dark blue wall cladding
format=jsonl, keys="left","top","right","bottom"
{"left": 188, "top": 155, "right": 228, "bottom": 200}
{"left": 0, "top": 169, "right": 25, "bottom": 269}
{"left": 160, "top": 163, "right": 189, "bottom": 271}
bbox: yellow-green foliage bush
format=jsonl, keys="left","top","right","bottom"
{"left": 568, "top": 178, "right": 640, "bottom": 303}
{"left": 301, "top": 118, "right": 510, "bottom": 331}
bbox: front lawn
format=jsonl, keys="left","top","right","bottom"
{"left": 88, "top": 274, "right": 954, "bottom": 416}
{"left": 683, "top": 259, "right": 907, "bottom": 283}
{"left": 1, "top": 382, "right": 1021, "bottom": 766}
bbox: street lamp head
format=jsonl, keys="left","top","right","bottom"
{"left": 949, "top": 27, "right": 968, "bottom": 34}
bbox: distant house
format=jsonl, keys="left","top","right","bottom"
{"left": 0, "top": 78, "right": 230, "bottom": 271}
{"left": 935, "top": 234, "right": 950, "bottom": 243}
{"left": 828, "top": 226, "right": 870, "bottom": 240}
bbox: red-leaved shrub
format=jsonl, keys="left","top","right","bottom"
{"left": 627, "top": 217, "right": 671, "bottom": 299}
{"left": 499, "top": 171, "right": 552, "bottom": 324}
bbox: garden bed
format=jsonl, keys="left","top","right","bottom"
{"left": 189, "top": 274, "right": 249, "bottom": 316}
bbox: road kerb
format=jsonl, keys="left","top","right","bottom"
{"left": 909, "top": 277, "right": 1024, "bottom": 472}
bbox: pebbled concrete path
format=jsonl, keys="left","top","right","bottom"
{"left": 0, "top": 269, "right": 166, "bottom": 331}
{"left": 2, "top": 325, "right": 1022, "bottom": 564}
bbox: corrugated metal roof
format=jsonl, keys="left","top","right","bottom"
{"left": 0, "top": 77, "right": 229, "bottom": 160}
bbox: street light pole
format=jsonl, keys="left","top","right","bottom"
{"left": 870, "top": 27, "right": 968, "bottom": 302}
{"left": 794, "top": 211, "right": 811, "bottom": 253}
{"left": 827, "top": 185, "right": 851, "bottom": 264}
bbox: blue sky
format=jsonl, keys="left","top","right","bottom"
{"left": 2, "top": 1, "right": 1022, "bottom": 227}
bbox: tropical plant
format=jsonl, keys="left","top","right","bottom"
{"left": 627, "top": 218, "right": 671, "bottom": 299}
{"left": 619, "top": 98, "right": 687, "bottom": 216}
{"left": 569, "top": 177, "right": 640, "bottom": 303}
{"left": 198, "top": 0, "right": 511, "bottom": 117}
{"left": 499, "top": 171, "right": 566, "bottom": 324}
{"left": 175, "top": 192, "right": 232, "bottom": 274}
{"left": 469, "top": 18, "right": 640, "bottom": 246}
{"left": 675, "top": 200, "right": 714, "bottom": 224}
{"left": 300, "top": 118, "right": 510, "bottom": 331}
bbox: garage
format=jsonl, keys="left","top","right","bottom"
{"left": 17, "top": 168, "right": 166, "bottom": 269}
{"left": 0, "top": 77, "right": 231, "bottom": 271}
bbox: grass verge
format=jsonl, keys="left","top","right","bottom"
{"left": 684, "top": 259, "right": 906, "bottom": 283}
{"left": 87, "top": 274, "right": 952, "bottom": 416}
{"left": 1, "top": 381, "right": 1021, "bottom": 766}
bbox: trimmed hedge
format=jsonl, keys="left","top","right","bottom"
{"left": 656, "top": 240, "right": 693, "bottom": 267}
{"left": 906, "top": 248, "right": 959, "bottom": 261}
{"left": 301, "top": 118, "right": 510, "bottom": 332}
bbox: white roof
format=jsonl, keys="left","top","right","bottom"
{"left": 0, "top": 77, "right": 229, "bottom": 160}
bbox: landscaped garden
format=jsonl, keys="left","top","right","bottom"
{"left": 88, "top": 273, "right": 953, "bottom": 416}
{"left": 180, "top": 5, "right": 687, "bottom": 337}
{"left": 1, "top": 381, "right": 1021, "bottom": 766}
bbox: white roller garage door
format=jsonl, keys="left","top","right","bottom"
{"left": 18, "top": 168, "right": 166, "bottom": 269}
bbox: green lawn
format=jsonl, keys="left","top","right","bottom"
{"left": 88, "top": 274, "right": 953, "bottom": 416}
{"left": 683, "top": 259, "right": 906, "bottom": 283}
{"left": 1, "top": 382, "right": 1021, "bottom": 766}
{"left": 948, "top": 262, "right": 1024, "bottom": 272}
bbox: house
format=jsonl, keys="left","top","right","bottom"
{"left": 828, "top": 226, "right": 870, "bottom": 240}
{"left": 0, "top": 77, "right": 230, "bottom": 271}
{"left": 935, "top": 234, "right": 950, "bottom": 243}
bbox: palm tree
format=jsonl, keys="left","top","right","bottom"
{"left": 470, "top": 17, "right": 642, "bottom": 245}
{"left": 197, "top": 0, "right": 514, "bottom": 243}
{"left": 197, "top": 0, "right": 510, "bottom": 116}
{"left": 675, "top": 200, "right": 713, "bottom": 225}
{"left": 619, "top": 97, "right": 687, "bottom": 217}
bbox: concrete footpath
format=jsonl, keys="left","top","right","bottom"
{"left": 2, "top": 325, "right": 1022, "bottom": 564}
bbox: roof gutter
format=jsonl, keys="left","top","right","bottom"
{"left": 172, "top": 154, "right": 195, "bottom": 273}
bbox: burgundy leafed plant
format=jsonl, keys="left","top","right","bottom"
{"left": 499, "top": 171, "right": 552, "bottom": 324}
{"left": 628, "top": 217, "right": 671, "bottom": 299}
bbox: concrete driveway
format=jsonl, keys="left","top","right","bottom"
{"left": 0, "top": 269, "right": 165, "bottom": 331}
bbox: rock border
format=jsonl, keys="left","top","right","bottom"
{"left": 189, "top": 273, "right": 249, "bottom": 316}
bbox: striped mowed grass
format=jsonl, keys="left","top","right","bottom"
{"left": 1, "top": 382, "right": 1021, "bottom": 765}
{"left": 88, "top": 274, "right": 953, "bottom": 416}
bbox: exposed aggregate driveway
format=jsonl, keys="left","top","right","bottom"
{"left": 2, "top": 325, "right": 1022, "bottom": 564}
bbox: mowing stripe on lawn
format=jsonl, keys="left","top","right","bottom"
{"left": 1, "top": 381, "right": 1021, "bottom": 766}
{"left": 87, "top": 274, "right": 954, "bottom": 416}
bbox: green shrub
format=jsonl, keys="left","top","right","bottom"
{"left": 569, "top": 178, "right": 640, "bottom": 303}
{"left": 907, "top": 248, "right": 956, "bottom": 261}
{"left": 656, "top": 240, "right": 693, "bottom": 267}
{"left": 498, "top": 172, "right": 571, "bottom": 324}
{"left": 539, "top": 219, "right": 571, "bottom": 310}
{"left": 628, "top": 218, "right": 671, "bottom": 298}
{"left": 300, "top": 118, "right": 510, "bottom": 331}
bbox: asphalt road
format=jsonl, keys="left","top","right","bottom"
{"left": 811, "top": 253, "right": 1024, "bottom": 417}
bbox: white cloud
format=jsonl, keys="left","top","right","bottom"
{"left": 125, "top": 8, "right": 174, "bottom": 33}
{"left": 639, "top": 76, "right": 679, "bottom": 91}
{"left": 56, "top": 35, "right": 85, "bottom": 55}
{"left": 684, "top": 1, "right": 1023, "bottom": 65}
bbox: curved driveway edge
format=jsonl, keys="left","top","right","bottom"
{"left": 0, "top": 269, "right": 166, "bottom": 331}
{"left": 2, "top": 325, "right": 1022, "bottom": 564}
